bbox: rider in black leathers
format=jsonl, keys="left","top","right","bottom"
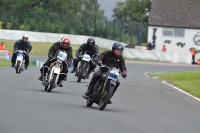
{"left": 82, "top": 42, "right": 127, "bottom": 104}
{"left": 70, "top": 38, "right": 99, "bottom": 78}
{"left": 11, "top": 33, "right": 32, "bottom": 69}
{"left": 38, "top": 36, "right": 73, "bottom": 87}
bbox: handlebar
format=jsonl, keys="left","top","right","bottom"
{"left": 14, "top": 50, "right": 27, "bottom": 54}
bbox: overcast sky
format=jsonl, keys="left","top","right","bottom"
{"left": 98, "top": 0, "right": 126, "bottom": 18}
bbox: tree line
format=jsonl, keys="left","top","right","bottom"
{"left": 0, "top": 0, "right": 151, "bottom": 44}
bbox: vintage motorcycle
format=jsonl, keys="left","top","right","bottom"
{"left": 42, "top": 50, "right": 68, "bottom": 92}
{"left": 14, "top": 50, "right": 26, "bottom": 74}
{"left": 85, "top": 65, "right": 121, "bottom": 110}
{"left": 75, "top": 53, "right": 93, "bottom": 82}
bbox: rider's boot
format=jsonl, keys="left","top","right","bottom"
{"left": 70, "top": 68, "right": 77, "bottom": 73}
{"left": 38, "top": 74, "right": 43, "bottom": 81}
{"left": 25, "top": 65, "right": 28, "bottom": 70}
{"left": 82, "top": 87, "right": 93, "bottom": 99}
{"left": 11, "top": 63, "right": 14, "bottom": 68}
{"left": 57, "top": 80, "right": 63, "bottom": 87}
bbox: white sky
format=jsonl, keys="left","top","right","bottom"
{"left": 98, "top": 0, "right": 126, "bottom": 18}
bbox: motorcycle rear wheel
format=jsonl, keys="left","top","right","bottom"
{"left": 99, "top": 85, "right": 114, "bottom": 110}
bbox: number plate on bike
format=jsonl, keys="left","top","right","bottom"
{"left": 108, "top": 70, "right": 119, "bottom": 81}
{"left": 18, "top": 50, "right": 24, "bottom": 54}
{"left": 82, "top": 54, "right": 90, "bottom": 61}
{"left": 57, "top": 51, "right": 67, "bottom": 61}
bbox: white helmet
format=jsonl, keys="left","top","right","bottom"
{"left": 22, "top": 33, "right": 29, "bottom": 39}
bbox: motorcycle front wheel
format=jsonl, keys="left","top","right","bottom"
{"left": 16, "top": 61, "right": 21, "bottom": 73}
{"left": 47, "top": 73, "right": 58, "bottom": 92}
{"left": 77, "top": 63, "right": 86, "bottom": 82}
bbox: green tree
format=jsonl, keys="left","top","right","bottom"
{"left": 113, "top": 0, "right": 151, "bottom": 43}
{"left": 0, "top": 0, "right": 105, "bottom": 37}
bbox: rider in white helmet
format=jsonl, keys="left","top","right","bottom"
{"left": 11, "top": 33, "right": 32, "bottom": 69}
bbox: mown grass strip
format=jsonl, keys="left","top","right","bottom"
{"left": 0, "top": 60, "right": 36, "bottom": 68}
{"left": 150, "top": 70, "right": 200, "bottom": 98}
{"left": 0, "top": 39, "right": 108, "bottom": 57}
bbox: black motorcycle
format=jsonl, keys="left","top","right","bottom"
{"left": 75, "top": 53, "right": 92, "bottom": 82}
{"left": 86, "top": 65, "right": 121, "bottom": 110}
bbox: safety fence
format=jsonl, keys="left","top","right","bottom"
{"left": 0, "top": 50, "right": 10, "bottom": 60}
{"left": 124, "top": 48, "right": 191, "bottom": 64}
{"left": 0, "top": 29, "right": 192, "bottom": 64}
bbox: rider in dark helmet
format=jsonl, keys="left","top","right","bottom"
{"left": 70, "top": 37, "right": 99, "bottom": 78}
{"left": 11, "top": 33, "right": 32, "bottom": 69}
{"left": 82, "top": 42, "right": 127, "bottom": 104}
{"left": 38, "top": 36, "right": 73, "bottom": 87}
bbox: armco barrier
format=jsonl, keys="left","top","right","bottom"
{"left": 0, "top": 29, "right": 127, "bottom": 50}
{"left": 0, "top": 29, "right": 193, "bottom": 64}
{"left": 0, "top": 50, "right": 10, "bottom": 60}
{"left": 124, "top": 48, "right": 192, "bottom": 64}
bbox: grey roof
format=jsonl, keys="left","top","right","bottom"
{"left": 149, "top": 0, "right": 200, "bottom": 29}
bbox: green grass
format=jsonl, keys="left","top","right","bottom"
{"left": 1, "top": 39, "right": 151, "bottom": 63}
{"left": 0, "top": 60, "right": 36, "bottom": 68}
{"left": 0, "top": 60, "right": 11, "bottom": 67}
{"left": 0, "top": 39, "right": 108, "bottom": 57}
{"left": 150, "top": 70, "right": 200, "bottom": 98}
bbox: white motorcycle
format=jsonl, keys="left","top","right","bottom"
{"left": 42, "top": 50, "right": 68, "bottom": 92}
{"left": 14, "top": 50, "right": 26, "bottom": 74}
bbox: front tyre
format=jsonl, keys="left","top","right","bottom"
{"left": 47, "top": 73, "right": 58, "bottom": 92}
{"left": 16, "top": 61, "right": 21, "bottom": 73}
{"left": 77, "top": 63, "right": 86, "bottom": 82}
{"left": 99, "top": 85, "right": 114, "bottom": 110}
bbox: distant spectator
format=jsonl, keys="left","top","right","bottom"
{"left": 161, "top": 45, "right": 166, "bottom": 52}
{"left": 190, "top": 48, "right": 197, "bottom": 64}
{"left": 146, "top": 41, "right": 152, "bottom": 50}
{"left": 0, "top": 42, "right": 5, "bottom": 50}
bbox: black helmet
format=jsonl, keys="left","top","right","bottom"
{"left": 87, "top": 38, "right": 95, "bottom": 46}
{"left": 112, "top": 42, "right": 124, "bottom": 52}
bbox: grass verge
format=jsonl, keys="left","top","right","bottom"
{"left": 0, "top": 39, "right": 108, "bottom": 57}
{"left": 0, "top": 60, "right": 11, "bottom": 67}
{"left": 0, "top": 60, "right": 36, "bottom": 68}
{"left": 0, "top": 39, "right": 161, "bottom": 63}
{"left": 150, "top": 70, "right": 200, "bottom": 98}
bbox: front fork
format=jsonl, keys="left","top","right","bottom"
{"left": 42, "top": 66, "right": 51, "bottom": 86}
{"left": 42, "top": 66, "right": 67, "bottom": 87}
{"left": 102, "top": 78, "right": 116, "bottom": 95}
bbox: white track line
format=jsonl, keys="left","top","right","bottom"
{"left": 144, "top": 72, "right": 150, "bottom": 78}
{"left": 144, "top": 72, "right": 200, "bottom": 102}
{"left": 162, "top": 81, "right": 200, "bottom": 102}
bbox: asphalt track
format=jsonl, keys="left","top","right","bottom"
{"left": 1, "top": 60, "right": 200, "bottom": 133}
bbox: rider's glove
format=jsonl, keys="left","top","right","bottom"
{"left": 14, "top": 48, "right": 18, "bottom": 53}
{"left": 97, "top": 61, "right": 102, "bottom": 66}
{"left": 76, "top": 53, "right": 81, "bottom": 58}
{"left": 121, "top": 71, "right": 127, "bottom": 78}
{"left": 48, "top": 55, "right": 54, "bottom": 59}
{"left": 25, "top": 50, "right": 29, "bottom": 55}
{"left": 65, "top": 61, "right": 71, "bottom": 66}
